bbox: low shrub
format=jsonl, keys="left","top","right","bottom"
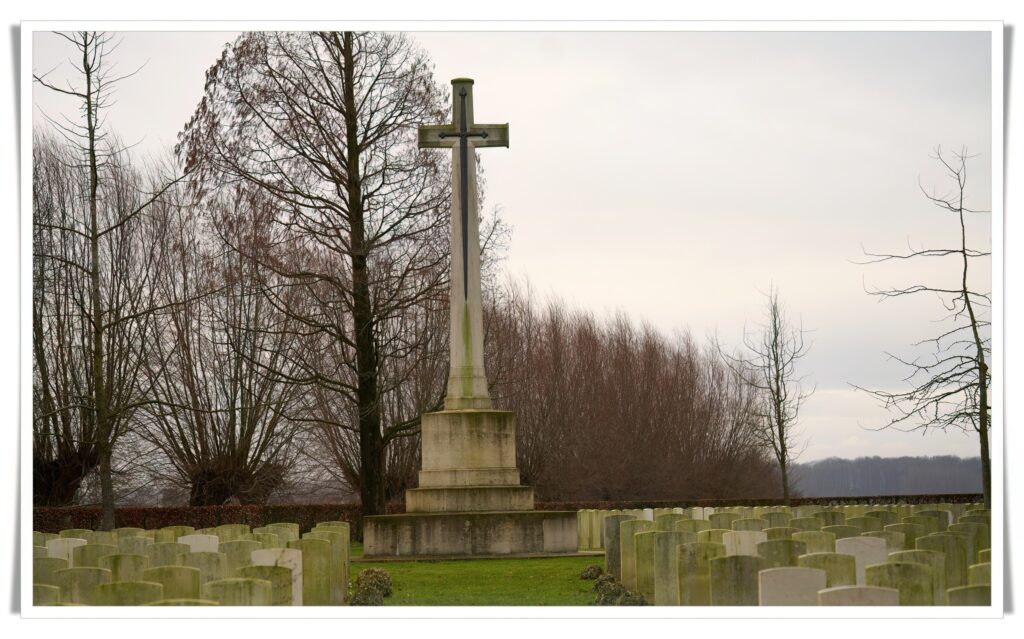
{"left": 349, "top": 587, "right": 384, "bottom": 606}
{"left": 355, "top": 567, "right": 393, "bottom": 597}
{"left": 579, "top": 564, "right": 603, "bottom": 580}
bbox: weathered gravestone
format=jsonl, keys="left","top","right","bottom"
{"left": 619, "top": 519, "right": 655, "bottom": 591}
{"left": 677, "top": 541, "right": 725, "bottom": 606}
{"left": 237, "top": 565, "right": 292, "bottom": 605}
{"left": 790, "top": 517, "right": 824, "bottom": 532}
{"left": 146, "top": 542, "right": 189, "bottom": 568}
{"left": 917, "top": 533, "right": 968, "bottom": 589}
{"left": 860, "top": 530, "right": 906, "bottom": 553}
{"left": 761, "top": 512, "right": 793, "bottom": 529}
{"left": 758, "top": 567, "right": 826, "bottom": 606}
{"left": 287, "top": 538, "right": 331, "bottom": 606}
{"left": 866, "top": 561, "right": 934, "bottom": 605}
{"left": 947, "top": 584, "right": 990, "bottom": 606}
{"left": 177, "top": 551, "right": 228, "bottom": 586}
{"left": 33, "top": 557, "right": 68, "bottom": 586}
{"left": 890, "top": 549, "right": 945, "bottom": 604}
{"left": 203, "top": 578, "right": 273, "bottom": 605}
{"left": 757, "top": 539, "right": 806, "bottom": 569}
{"left": 98, "top": 553, "right": 149, "bottom": 583}
{"left": 117, "top": 536, "right": 152, "bottom": 556}
{"left": 304, "top": 529, "right": 348, "bottom": 604}
{"left": 220, "top": 540, "right": 262, "bottom": 578}
{"left": 33, "top": 584, "right": 61, "bottom": 606}
{"left": 73, "top": 544, "right": 118, "bottom": 568}
{"left": 603, "top": 514, "right": 636, "bottom": 580}
{"left": 709, "top": 555, "right": 763, "bottom": 605}
{"left": 797, "top": 552, "right": 857, "bottom": 588}
{"left": 142, "top": 565, "right": 201, "bottom": 600}
{"left": 54, "top": 567, "right": 111, "bottom": 605}
{"left": 765, "top": 527, "right": 799, "bottom": 541}
{"left": 647, "top": 532, "right": 696, "bottom": 606}
{"left": 792, "top": 531, "right": 836, "bottom": 554}
{"left": 722, "top": 530, "right": 766, "bottom": 556}
{"left": 709, "top": 513, "right": 740, "bottom": 530}
{"left": 731, "top": 518, "right": 766, "bottom": 532}
{"left": 968, "top": 562, "right": 991, "bottom": 586}
{"left": 822, "top": 525, "right": 862, "bottom": 540}
{"left": 95, "top": 581, "right": 164, "bottom": 606}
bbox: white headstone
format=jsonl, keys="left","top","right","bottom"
{"left": 251, "top": 547, "right": 303, "bottom": 606}
{"left": 177, "top": 534, "right": 220, "bottom": 553}
{"left": 758, "top": 567, "right": 827, "bottom": 605}
{"left": 836, "top": 536, "right": 888, "bottom": 586}
{"left": 45, "top": 538, "right": 87, "bottom": 566}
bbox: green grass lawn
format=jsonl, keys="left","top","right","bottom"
{"left": 350, "top": 543, "right": 603, "bottom": 606}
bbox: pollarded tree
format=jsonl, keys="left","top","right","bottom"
{"left": 855, "top": 147, "right": 992, "bottom": 508}
{"left": 139, "top": 186, "right": 306, "bottom": 505}
{"left": 177, "top": 31, "right": 451, "bottom": 515}
{"left": 719, "top": 287, "right": 813, "bottom": 505}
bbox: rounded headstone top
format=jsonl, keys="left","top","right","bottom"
{"left": 451, "top": 77, "right": 475, "bottom": 84}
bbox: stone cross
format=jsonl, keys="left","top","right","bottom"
{"left": 419, "top": 78, "right": 509, "bottom": 410}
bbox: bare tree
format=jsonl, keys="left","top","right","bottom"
{"left": 33, "top": 31, "right": 186, "bottom": 528}
{"left": 138, "top": 186, "right": 306, "bottom": 505}
{"left": 719, "top": 287, "right": 813, "bottom": 505}
{"left": 178, "top": 31, "right": 451, "bottom": 515}
{"left": 855, "top": 147, "right": 992, "bottom": 508}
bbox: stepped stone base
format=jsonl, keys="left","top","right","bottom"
{"left": 406, "top": 485, "right": 534, "bottom": 513}
{"left": 362, "top": 510, "right": 577, "bottom": 558}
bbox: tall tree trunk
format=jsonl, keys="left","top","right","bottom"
{"left": 959, "top": 194, "right": 990, "bottom": 509}
{"left": 341, "top": 32, "right": 385, "bottom": 516}
{"left": 82, "top": 34, "right": 115, "bottom": 530}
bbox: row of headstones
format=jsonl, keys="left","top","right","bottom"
{"left": 33, "top": 521, "right": 351, "bottom": 606}
{"left": 577, "top": 502, "right": 986, "bottom": 551}
{"left": 599, "top": 503, "right": 991, "bottom": 606}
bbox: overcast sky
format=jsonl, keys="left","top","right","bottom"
{"left": 31, "top": 29, "right": 994, "bottom": 462}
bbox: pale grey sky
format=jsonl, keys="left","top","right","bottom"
{"left": 31, "top": 29, "right": 995, "bottom": 462}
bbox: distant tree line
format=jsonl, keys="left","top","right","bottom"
{"left": 790, "top": 456, "right": 982, "bottom": 498}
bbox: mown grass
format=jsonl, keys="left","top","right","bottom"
{"left": 350, "top": 544, "right": 603, "bottom": 606}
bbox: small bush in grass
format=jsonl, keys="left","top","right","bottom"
{"left": 591, "top": 574, "right": 646, "bottom": 605}
{"left": 349, "top": 587, "right": 384, "bottom": 606}
{"left": 592, "top": 574, "right": 616, "bottom": 594}
{"left": 355, "top": 568, "right": 393, "bottom": 597}
{"left": 580, "top": 564, "right": 603, "bottom": 580}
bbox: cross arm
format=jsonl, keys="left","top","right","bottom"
{"left": 419, "top": 125, "right": 457, "bottom": 148}
{"left": 470, "top": 124, "right": 509, "bottom": 148}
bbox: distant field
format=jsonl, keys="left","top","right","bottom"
{"left": 352, "top": 544, "right": 601, "bottom": 606}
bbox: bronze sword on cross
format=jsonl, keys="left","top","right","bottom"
{"left": 418, "top": 79, "right": 509, "bottom": 300}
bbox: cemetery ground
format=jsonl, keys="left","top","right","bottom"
{"left": 351, "top": 544, "right": 599, "bottom": 605}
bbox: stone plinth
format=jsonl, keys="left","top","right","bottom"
{"left": 362, "top": 510, "right": 577, "bottom": 558}
{"left": 417, "top": 410, "right": 522, "bottom": 488}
